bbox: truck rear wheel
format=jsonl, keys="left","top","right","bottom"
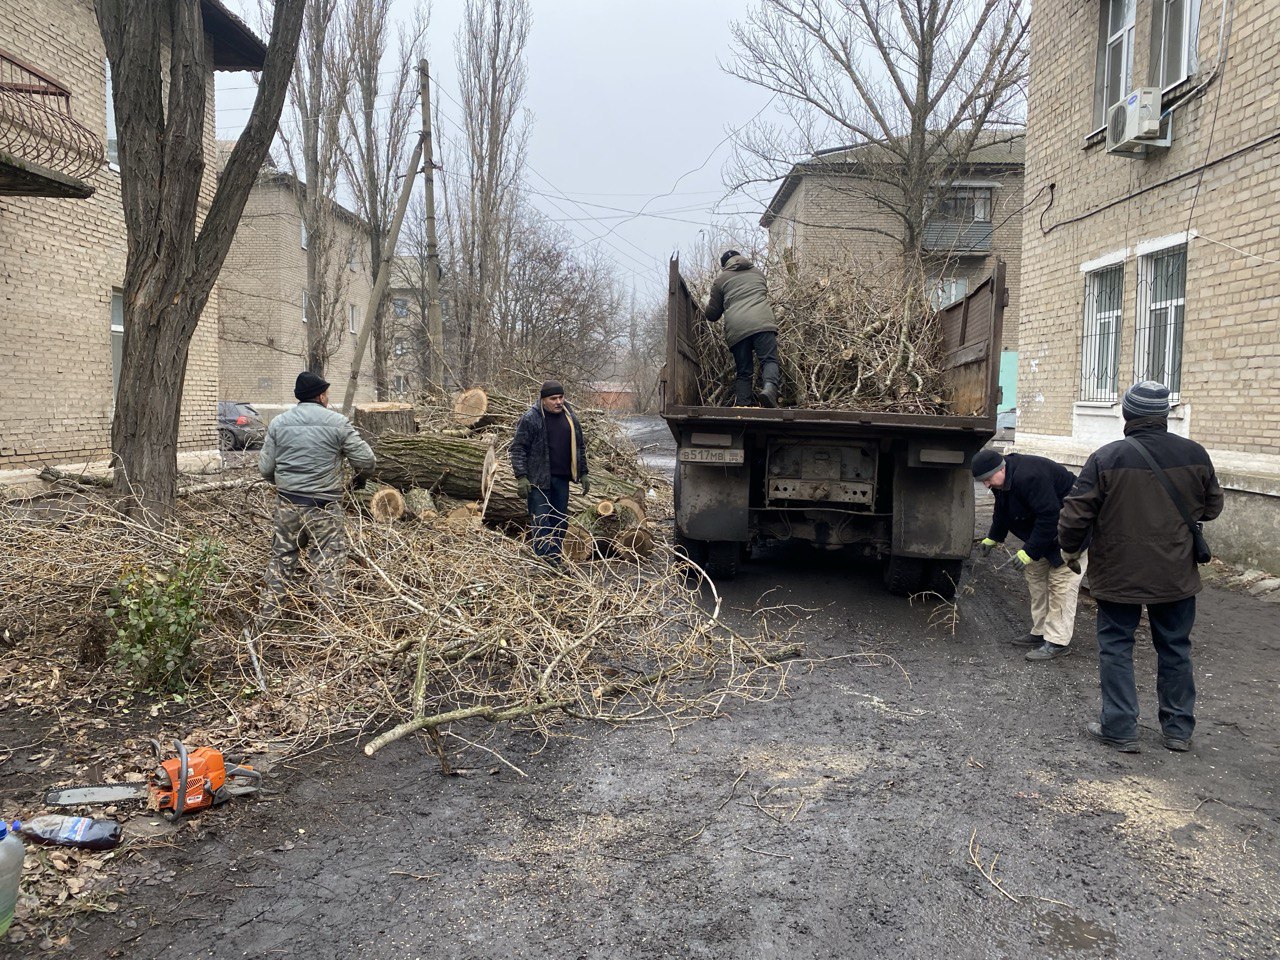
{"left": 883, "top": 555, "right": 926, "bottom": 596}
{"left": 674, "top": 533, "right": 708, "bottom": 568}
{"left": 705, "top": 541, "right": 739, "bottom": 580}
{"left": 925, "top": 560, "right": 964, "bottom": 601}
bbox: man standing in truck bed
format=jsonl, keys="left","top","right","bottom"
{"left": 704, "top": 250, "right": 781, "bottom": 408}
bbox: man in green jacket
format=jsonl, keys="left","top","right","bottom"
{"left": 705, "top": 250, "right": 781, "bottom": 407}
{"left": 258, "top": 371, "right": 376, "bottom": 616}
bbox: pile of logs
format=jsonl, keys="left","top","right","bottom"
{"left": 351, "top": 393, "right": 657, "bottom": 561}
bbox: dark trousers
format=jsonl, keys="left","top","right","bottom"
{"left": 1096, "top": 596, "right": 1197, "bottom": 741}
{"left": 528, "top": 476, "right": 571, "bottom": 560}
{"left": 729, "top": 331, "right": 780, "bottom": 405}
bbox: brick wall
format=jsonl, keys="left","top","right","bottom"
{"left": 219, "top": 176, "right": 377, "bottom": 408}
{"left": 0, "top": 0, "right": 222, "bottom": 470}
{"left": 1019, "top": 0, "right": 1280, "bottom": 455}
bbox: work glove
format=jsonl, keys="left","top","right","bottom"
{"left": 579, "top": 476, "right": 591, "bottom": 496}
{"left": 517, "top": 477, "right": 530, "bottom": 499}
{"left": 977, "top": 537, "right": 999, "bottom": 558}
{"left": 349, "top": 474, "right": 368, "bottom": 492}
{"left": 1014, "top": 549, "right": 1033, "bottom": 567}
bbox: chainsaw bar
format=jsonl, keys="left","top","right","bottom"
{"left": 45, "top": 784, "right": 150, "bottom": 807}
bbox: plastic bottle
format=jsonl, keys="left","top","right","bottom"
{"left": 0, "top": 821, "right": 23, "bottom": 937}
{"left": 15, "top": 816, "right": 123, "bottom": 851}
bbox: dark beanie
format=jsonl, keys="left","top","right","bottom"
{"left": 971, "top": 449, "right": 1005, "bottom": 482}
{"left": 540, "top": 380, "right": 565, "bottom": 399}
{"left": 1122, "top": 380, "right": 1170, "bottom": 419}
{"left": 720, "top": 249, "right": 741, "bottom": 268}
{"left": 294, "top": 371, "right": 330, "bottom": 402}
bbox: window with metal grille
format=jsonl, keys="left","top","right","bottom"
{"left": 1135, "top": 246, "right": 1186, "bottom": 397}
{"left": 1080, "top": 265, "right": 1124, "bottom": 401}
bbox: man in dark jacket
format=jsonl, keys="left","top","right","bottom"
{"left": 259, "top": 371, "right": 376, "bottom": 617}
{"left": 1059, "top": 381, "right": 1224, "bottom": 753}
{"left": 972, "top": 449, "right": 1085, "bottom": 661}
{"left": 511, "top": 380, "right": 590, "bottom": 562}
{"left": 704, "top": 250, "right": 781, "bottom": 407}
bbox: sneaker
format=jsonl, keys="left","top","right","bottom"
{"left": 1011, "top": 632, "right": 1043, "bottom": 647}
{"left": 759, "top": 383, "right": 779, "bottom": 408}
{"left": 1086, "top": 722, "right": 1140, "bottom": 753}
{"left": 1161, "top": 735, "right": 1191, "bottom": 752}
{"left": 1026, "top": 641, "right": 1070, "bottom": 661}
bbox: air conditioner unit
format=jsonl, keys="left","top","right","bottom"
{"left": 1106, "top": 88, "right": 1170, "bottom": 156}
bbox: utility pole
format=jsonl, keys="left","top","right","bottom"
{"left": 420, "top": 59, "right": 445, "bottom": 390}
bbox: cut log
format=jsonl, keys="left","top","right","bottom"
{"left": 354, "top": 402, "right": 417, "bottom": 439}
{"left": 612, "top": 527, "right": 654, "bottom": 558}
{"left": 452, "top": 388, "right": 489, "bottom": 427}
{"left": 369, "top": 487, "right": 405, "bottom": 522}
{"left": 403, "top": 488, "right": 437, "bottom": 516}
{"left": 613, "top": 498, "right": 645, "bottom": 525}
{"left": 595, "top": 500, "right": 615, "bottom": 517}
{"left": 562, "top": 521, "right": 595, "bottom": 564}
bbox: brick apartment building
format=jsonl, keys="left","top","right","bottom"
{"left": 0, "top": 1, "right": 263, "bottom": 473}
{"left": 218, "top": 161, "right": 377, "bottom": 413}
{"left": 1017, "top": 0, "right": 1280, "bottom": 569}
{"left": 760, "top": 134, "right": 1024, "bottom": 414}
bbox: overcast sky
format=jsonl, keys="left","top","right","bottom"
{"left": 215, "top": 1, "right": 781, "bottom": 305}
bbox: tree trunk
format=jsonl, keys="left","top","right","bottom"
{"left": 354, "top": 402, "right": 417, "bottom": 439}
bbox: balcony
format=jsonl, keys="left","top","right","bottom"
{"left": 0, "top": 49, "right": 103, "bottom": 199}
{"left": 921, "top": 219, "right": 994, "bottom": 255}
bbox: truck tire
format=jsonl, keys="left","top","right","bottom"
{"left": 674, "top": 533, "right": 708, "bottom": 568}
{"left": 883, "top": 555, "right": 925, "bottom": 596}
{"left": 705, "top": 541, "right": 739, "bottom": 580}
{"left": 925, "top": 560, "right": 964, "bottom": 601}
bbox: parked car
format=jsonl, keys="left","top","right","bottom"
{"left": 217, "top": 401, "right": 266, "bottom": 450}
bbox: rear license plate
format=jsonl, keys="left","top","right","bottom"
{"left": 679, "top": 448, "right": 744, "bottom": 464}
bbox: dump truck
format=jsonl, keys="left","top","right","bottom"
{"left": 661, "top": 257, "right": 1006, "bottom": 598}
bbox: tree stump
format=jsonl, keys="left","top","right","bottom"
{"left": 452, "top": 388, "right": 490, "bottom": 427}
{"left": 354, "top": 402, "right": 417, "bottom": 440}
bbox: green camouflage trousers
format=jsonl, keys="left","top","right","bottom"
{"left": 260, "top": 498, "right": 349, "bottom": 618}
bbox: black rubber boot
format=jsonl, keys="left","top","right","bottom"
{"left": 760, "top": 382, "right": 779, "bottom": 408}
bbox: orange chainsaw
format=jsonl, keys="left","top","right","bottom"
{"left": 45, "top": 739, "right": 261, "bottom": 818}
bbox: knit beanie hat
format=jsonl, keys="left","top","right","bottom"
{"left": 720, "top": 250, "right": 742, "bottom": 268}
{"left": 971, "top": 449, "right": 1005, "bottom": 482}
{"left": 540, "top": 380, "right": 565, "bottom": 399}
{"left": 1121, "top": 380, "right": 1171, "bottom": 419}
{"left": 294, "top": 371, "right": 330, "bottom": 402}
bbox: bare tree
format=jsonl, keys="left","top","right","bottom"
{"left": 441, "top": 0, "right": 530, "bottom": 386}
{"left": 726, "top": 0, "right": 1028, "bottom": 261}
{"left": 96, "top": 0, "right": 305, "bottom": 519}
{"left": 340, "top": 0, "right": 428, "bottom": 399}
{"left": 273, "top": 0, "right": 354, "bottom": 374}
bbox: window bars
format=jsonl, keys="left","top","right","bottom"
{"left": 1135, "top": 246, "right": 1186, "bottom": 397}
{"left": 1081, "top": 264, "right": 1124, "bottom": 401}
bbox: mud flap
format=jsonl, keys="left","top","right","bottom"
{"left": 891, "top": 461, "right": 973, "bottom": 559}
{"left": 676, "top": 462, "right": 749, "bottom": 542}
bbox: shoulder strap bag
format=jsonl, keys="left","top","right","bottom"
{"left": 1124, "top": 437, "right": 1212, "bottom": 563}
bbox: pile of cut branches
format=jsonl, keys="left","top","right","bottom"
{"left": 691, "top": 257, "right": 951, "bottom": 414}
{"left": 0, "top": 487, "right": 797, "bottom": 766}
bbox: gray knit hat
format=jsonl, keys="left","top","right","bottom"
{"left": 1122, "top": 380, "right": 1171, "bottom": 419}
{"left": 971, "top": 449, "right": 1005, "bottom": 482}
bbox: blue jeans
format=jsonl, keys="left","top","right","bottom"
{"left": 528, "top": 476, "right": 571, "bottom": 560}
{"left": 729, "top": 331, "right": 780, "bottom": 405}
{"left": 1096, "top": 596, "right": 1197, "bottom": 741}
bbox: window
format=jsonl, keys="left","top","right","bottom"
{"left": 348, "top": 303, "right": 357, "bottom": 334}
{"left": 300, "top": 220, "right": 309, "bottom": 250}
{"left": 301, "top": 289, "right": 311, "bottom": 323}
{"left": 348, "top": 240, "right": 358, "bottom": 271}
{"left": 393, "top": 337, "right": 407, "bottom": 358}
{"left": 1095, "top": 0, "right": 1136, "bottom": 128}
{"left": 392, "top": 375, "right": 408, "bottom": 394}
{"left": 104, "top": 59, "right": 118, "bottom": 168}
{"left": 110, "top": 290, "right": 124, "bottom": 400}
{"left": 1080, "top": 265, "right": 1124, "bottom": 401}
{"left": 931, "top": 277, "right": 968, "bottom": 309}
{"left": 1152, "top": 0, "right": 1200, "bottom": 90}
{"left": 1135, "top": 246, "right": 1186, "bottom": 397}
{"left": 392, "top": 298, "right": 409, "bottom": 319}
{"left": 933, "top": 187, "right": 992, "bottom": 223}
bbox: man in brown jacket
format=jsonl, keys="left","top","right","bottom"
{"left": 1058, "top": 381, "right": 1224, "bottom": 753}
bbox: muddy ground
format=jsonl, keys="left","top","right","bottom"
{"left": 5, "top": 419, "right": 1279, "bottom": 959}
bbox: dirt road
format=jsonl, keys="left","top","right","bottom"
{"left": 35, "top": 421, "right": 1280, "bottom": 958}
